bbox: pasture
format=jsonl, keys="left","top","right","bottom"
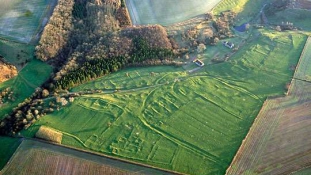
{"left": 226, "top": 37, "right": 311, "bottom": 175}
{"left": 1, "top": 139, "right": 171, "bottom": 175}
{"left": 267, "top": 8, "right": 311, "bottom": 31}
{"left": 126, "top": 0, "right": 222, "bottom": 25}
{"left": 0, "top": 0, "right": 56, "bottom": 43}
{"left": 0, "top": 39, "right": 35, "bottom": 69}
{"left": 22, "top": 30, "right": 307, "bottom": 174}
{"left": 0, "top": 59, "right": 52, "bottom": 119}
{"left": 0, "top": 37, "right": 52, "bottom": 120}
{"left": 294, "top": 37, "right": 311, "bottom": 81}
{"left": 0, "top": 136, "right": 21, "bottom": 170}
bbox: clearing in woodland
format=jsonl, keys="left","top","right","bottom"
{"left": 1, "top": 139, "right": 172, "bottom": 175}
{"left": 22, "top": 30, "right": 307, "bottom": 175}
{"left": 0, "top": 0, "right": 56, "bottom": 43}
{"left": 226, "top": 37, "right": 311, "bottom": 175}
{"left": 126, "top": 0, "right": 223, "bottom": 25}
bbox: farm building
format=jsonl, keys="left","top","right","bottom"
{"left": 193, "top": 59, "right": 204, "bottom": 67}
{"left": 223, "top": 41, "right": 234, "bottom": 49}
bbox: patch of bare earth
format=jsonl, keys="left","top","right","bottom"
{"left": 0, "top": 59, "right": 17, "bottom": 83}
{"left": 293, "top": 0, "right": 311, "bottom": 10}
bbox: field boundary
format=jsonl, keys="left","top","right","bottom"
{"left": 6, "top": 137, "right": 184, "bottom": 175}
{"left": 29, "top": 0, "right": 58, "bottom": 44}
{"left": 226, "top": 36, "right": 310, "bottom": 175}
{"left": 287, "top": 36, "right": 310, "bottom": 95}
{"left": 210, "top": 0, "right": 227, "bottom": 13}
{"left": 0, "top": 36, "right": 31, "bottom": 45}
{"left": 0, "top": 138, "right": 23, "bottom": 173}
{"left": 225, "top": 98, "right": 268, "bottom": 174}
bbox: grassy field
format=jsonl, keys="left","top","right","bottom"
{"left": 212, "top": 0, "right": 269, "bottom": 24}
{"left": 294, "top": 37, "right": 311, "bottom": 81}
{"left": 268, "top": 8, "right": 311, "bottom": 32}
{"left": 0, "top": 136, "right": 21, "bottom": 170}
{"left": 1, "top": 139, "right": 172, "bottom": 175}
{"left": 293, "top": 167, "right": 311, "bottom": 175}
{"left": 226, "top": 37, "right": 311, "bottom": 175}
{"left": 0, "top": 39, "right": 35, "bottom": 69}
{"left": 21, "top": 30, "right": 307, "bottom": 175}
{"left": 126, "top": 0, "right": 222, "bottom": 25}
{"left": 0, "top": 0, "right": 56, "bottom": 43}
{"left": 0, "top": 39, "right": 52, "bottom": 119}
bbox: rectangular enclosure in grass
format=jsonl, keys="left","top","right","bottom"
{"left": 126, "top": 0, "right": 222, "bottom": 25}
{"left": 0, "top": 0, "right": 56, "bottom": 43}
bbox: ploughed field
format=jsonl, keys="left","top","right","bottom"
{"left": 22, "top": 31, "right": 307, "bottom": 175}
{"left": 1, "top": 139, "right": 171, "bottom": 175}
{"left": 227, "top": 37, "right": 311, "bottom": 175}
{"left": 0, "top": 0, "right": 56, "bottom": 43}
{"left": 126, "top": 0, "right": 223, "bottom": 25}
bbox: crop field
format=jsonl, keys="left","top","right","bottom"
{"left": 226, "top": 38, "right": 311, "bottom": 175}
{"left": 294, "top": 37, "right": 311, "bottom": 82}
{"left": 294, "top": 0, "right": 311, "bottom": 10}
{"left": 21, "top": 30, "right": 307, "bottom": 175}
{"left": 1, "top": 139, "right": 171, "bottom": 175}
{"left": 0, "top": 136, "right": 21, "bottom": 170}
{"left": 126, "top": 0, "right": 222, "bottom": 25}
{"left": 0, "top": 0, "right": 56, "bottom": 43}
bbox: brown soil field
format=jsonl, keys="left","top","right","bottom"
{"left": 294, "top": 0, "right": 311, "bottom": 10}
{"left": 226, "top": 37, "right": 311, "bottom": 175}
{"left": 0, "top": 139, "right": 174, "bottom": 175}
{"left": 0, "top": 59, "right": 17, "bottom": 83}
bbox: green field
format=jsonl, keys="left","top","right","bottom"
{"left": 213, "top": 0, "right": 269, "bottom": 24}
{"left": 294, "top": 37, "right": 311, "bottom": 81}
{"left": 126, "top": 0, "right": 222, "bottom": 25}
{"left": 293, "top": 167, "right": 311, "bottom": 175}
{"left": 0, "top": 0, "right": 55, "bottom": 43}
{"left": 268, "top": 8, "right": 311, "bottom": 32}
{"left": 0, "top": 40, "right": 52, "bottom": 119}
{"left": 0, "top": 136, "right": 21, "bottom": 170}
{"left": 0, "top": 39, "right": 35, "bottom": 69}
{"left": 1, "top": 139, "right": 172, "bottom": 175}
{"left": 22, "top": 30, "right": 307, "bottom": 174}
{"left": 227, "top": 37, "right": 311, "bottom": 175}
